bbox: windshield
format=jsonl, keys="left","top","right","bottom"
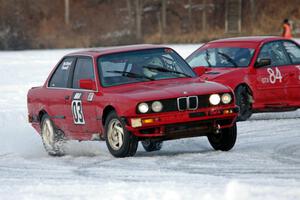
{"left": 187, "top": 47, "right": 255, "bottom": 68}
{"left": 98, "top": 48, "right": 196, "bottom": 87}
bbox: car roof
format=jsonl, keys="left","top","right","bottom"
{"left": 208, "top": 36, "right": 285, "bottom": 44}
{"left": 66, "top": 44, "right": 167, "bottom": 57}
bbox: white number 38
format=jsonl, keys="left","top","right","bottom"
{"left": 267, "top": 67, "right": 282, "bottom": 84}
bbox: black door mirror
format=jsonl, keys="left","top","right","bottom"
{"left": 255, "top": 58, "right": 271, "bottom": 68}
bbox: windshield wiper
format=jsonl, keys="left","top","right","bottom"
{"left": 106, "top": 70, "right": 154, "bottom": 81}
{"left": 143, "top": 66, "right": 192, "bottom": 78}
{"left": 217, "top": 52, "right": 238, "bottom": 67}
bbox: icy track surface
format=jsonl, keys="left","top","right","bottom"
{"left": 0, "top": 44, "right": 300, "bottom": 200}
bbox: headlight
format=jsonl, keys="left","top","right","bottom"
{"left": 138, "top": 103, "right": 149, "bottom": 113}
{"left": 151, "top": 101, "right": 163, "bottom": 112}
{"left": 209, "top": 94, "right": 221, "bottom": 105}
{"left": 221, "top": 93, "right": 232, "bottom": 104}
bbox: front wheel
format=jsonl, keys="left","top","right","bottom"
{"left": 207, "top": 123, "right": 237, "bottom": 151}
{"left": 105, "top": 112, "right": 138, "bottom": 157}
{"left": 41, "top": 114, "right": 65, "bottom": 156}
{"left": 141, "top": 140, "right": 163, "bottom": 152}
{"left": 235, "top": 85, "right": 252, "bottom": 121}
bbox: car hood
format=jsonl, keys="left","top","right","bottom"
{"left": 197, "top": 67, "right": 240, "bottom": 81}
{"left": 104, "top": 78, "right": 231, "bottom": 102}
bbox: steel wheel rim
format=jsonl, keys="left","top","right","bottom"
{"left": 107, "top": 119, "right": 124, "bottom": 151}
{"left": 42, "top": 119, "right": 54, "bottom": 148}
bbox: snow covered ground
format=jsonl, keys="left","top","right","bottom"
{"left": 0, "top": 44, "right": 299, "bottom": 200}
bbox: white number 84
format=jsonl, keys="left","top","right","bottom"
{"left": 267, "top": 67, "right": 282, "bottom": 84}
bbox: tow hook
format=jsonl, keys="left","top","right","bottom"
{"left": 214, "top": 124, "right": 221, "bottom": 134}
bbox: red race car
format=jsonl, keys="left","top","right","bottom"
{"left": 186, "top": 37, "right": 300, "bottom": 121}
{"left": 27, "top": 45, "right": 238, "bottom": 157}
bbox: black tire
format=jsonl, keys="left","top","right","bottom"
{"left": 207, "top": 123, "right": 237, "bottom": 151}
{"left": 105, "top": 111, "right": 138, "bottom": 157}
{"left": 141, "top": 140, "right": 163, "bottom": 152}
{"left": 235, "top": 85, "right": 252, "bottom": 121}
{"left": 40, "top": 114, "right": 65, "bottom": 156}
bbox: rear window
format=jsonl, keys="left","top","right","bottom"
{"left": 282, "top": 41, "right": 300, "bottom": 64}
{"left": 49, "top": 57, "right": 74, "bottom": 88}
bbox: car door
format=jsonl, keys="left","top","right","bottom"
{"left": 67, "top": 56, "right": 99, "bottom": 136}
{"left": 282, "top": 40, "right": 300, "bottom": 103}
{"left": 47, "top": 57, "right": 75, "bottom": 136}
{"left": 254, "top": 41, "right": 291, "bottom": 106}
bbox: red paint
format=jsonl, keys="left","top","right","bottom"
{"left": 27, "top": 45, "right": 238, "bottom": 141}
{"left": 187, "top": 37, "right": 300, "bottom": 113}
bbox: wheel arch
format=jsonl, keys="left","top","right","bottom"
{"left": 234, "top": 83, "right": 253, "bottom": 96}
{"left": 102, "top": 105, "right": 116, "bottom": 126}
{"left": 38, "top": 109, "right": 48, "bottom": 123}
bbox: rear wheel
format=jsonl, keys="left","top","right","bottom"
{"left": 235, "top": 85, "right": 252, "bottom": 121}
{"left": 207, "top": 123, "right": 237, "bottom": 151}
{"left": 41, "top": 114, "right": 65, "bottom": 156}
{"left": 141, "top": 140, "right": 163, "bottom": 152}
{"left": 105, "top": 111, "right": 138, "bottom": 157}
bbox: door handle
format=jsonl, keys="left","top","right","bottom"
{"left": 64, "top": 95, "right": 70, "bottom": 100}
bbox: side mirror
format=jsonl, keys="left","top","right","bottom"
{"left": 255, "top": 58, "right": 271, "bottom": 68}
{"left": 193, "top": 66, "right": 208, "bottom": 76}
{"left": 79, "top": 79, "right": 96, "bottom": 90}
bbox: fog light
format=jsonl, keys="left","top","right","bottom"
{"left": 131, "top": 118, "right": 142, "bottom": 128}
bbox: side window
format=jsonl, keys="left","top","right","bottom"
{"left": 257, "top": 42, "right": 290, "bottom": 66}
{"left": 72, "top": 57, "right": 95, "bottom": 89}
{"left": 282, "top": 41, "right": 300, "bottom": 64}
{"left": 49, "top": 57, "right": 74, "bottom": 88}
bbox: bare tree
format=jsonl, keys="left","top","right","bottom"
{"left": 65, "top": 0, "right": 70, "bottom": 25}
{"left": 250, "top": 0, "right": 256, "bottom": 33}
{"left": 162, "top": 0, "right": 167, "bottom": 32}
{"left": 135, "top": 0, "right": 143, "bottom": 40}
{"left": 202, "top": 0, "right": 207, "bottom": 31}
{"left": 188, "top": 0, "right": 193, "bottom": 32}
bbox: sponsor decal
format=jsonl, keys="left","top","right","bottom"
{"left": 87, "top": 93, "right": 94, "bottom": 102}
{"left": 62, "top": 61, "right": 72, "bottom": 70}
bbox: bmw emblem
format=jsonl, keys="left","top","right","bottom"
{"left": 183, "top": 91, "right": 188, "bottom": 95}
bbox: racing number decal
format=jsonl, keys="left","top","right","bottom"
{"left": 71, "top": 92, "right": 85, "bottom": 125}
{"left": 72, "top": 100, "right": 85, "bottom": 124}
{"left": 267, "top": 67, "right": 282, "bottom": 84}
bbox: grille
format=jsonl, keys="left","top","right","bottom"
{"left": 136, "top": 94, "right": 213, "bottom": 114}
{"left": 177, "top": 96, "right": 199, "bottom": 111}
{"left": 189, "top": 96, "right": 198, "bottom": 109}
{"left": 162, "top": 95, "right": 210, "bottom": 112}
{"left": 177, "top": 97, "right": 188, "bottom": 111}
{"left": 164, "top": 120, "right": 212, "bottom": 135}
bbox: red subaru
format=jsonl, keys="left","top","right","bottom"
{"left": 27, "top": 45, "right": 238, "bottom": 157}
{"left": 186, "top": 37, "right": 300, "bottom": 121}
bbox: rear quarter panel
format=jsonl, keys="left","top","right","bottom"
{"left": 27, "top": 86, "right": 49, "bottom": 134}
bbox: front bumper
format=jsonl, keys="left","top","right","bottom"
{"left": 125, "top": 106, "right": 239, "bottom": 139}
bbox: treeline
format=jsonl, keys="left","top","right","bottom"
{"left": 0, "top": 0, "right": 299, "bottom": 50}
